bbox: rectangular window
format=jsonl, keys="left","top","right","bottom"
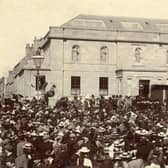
{"left": 99, "top": 77, "right": 108, "bottom": 96}
{"left": 36, "top": 75, "right": 46, "bottom": 90}
{"left": 71, "top": 76, "right": 80, "bottom": 95}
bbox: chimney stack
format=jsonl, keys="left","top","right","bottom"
{"left": 25, "top": 43, "right": 33, "bottom": 57}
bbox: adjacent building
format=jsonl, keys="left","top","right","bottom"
{"left": 0, "top": 77, "right": 5, "bottom": 98}
{"left": 5, "top": 14, "right": 168, "bottom": 101}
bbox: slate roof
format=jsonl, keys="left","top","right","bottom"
{"left": 61, "top": 14, "right": 168, "bottom": 33}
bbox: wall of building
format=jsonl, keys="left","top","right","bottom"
{"left": 115, "top": 42, "right": 168, "bottom": 96}
{"left": 117, "top": 42, "right": 168, "bottom": 70}
{"left": 45, "top": 38, "right": 168, "bottom": 97}
{"left": 42, "top": 38, "right": 119, "bottom": 97}
{"left": 45, "top": 39, "right": 64, "bottom": 98}
{"left": 119, "top": 70, "right": 168, "bottom": 96}
{"left": 63, "top": 40, "right": 117, "bottom": 97}
{"left": 6, "top": 15, "right": 168, "bottom": 99}
{"left": 0, "top": 77, "right": 5, "bottom": 97}
{"left": 63, "top": 71, "right": 117, "bottom": 97}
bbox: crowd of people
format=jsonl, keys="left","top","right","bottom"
{"left": 0, "top": 94, "right": 168, "bottom": 168}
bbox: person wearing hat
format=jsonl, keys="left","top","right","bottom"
{"left": 52, "top": 141, "right": 68, "bottom": 168}
{"left": 1, "top": 137, "right": 15, "bottom": 168}
{"left": 77, "top": 146, "right": 93, "bottom": 168}
{"left": 128, "top": 136, "right": 153, "bottom": 168}
{"left": 111, "top": 152, "right": 131, "bottom": 168}
{"left": 35, "top": 132, "right": 53, "bottom": 159}
{"left": 17, "top": 134, "right": 26, "bottom": 157}
{"left": 44, "top": 84, "right": 56, "bottom": 105}
{"left": 145, "top": 149, "right": 165, "bottom": 168}
{"left": 128, "top": 155, "right": 145, "bottom": 168}
{"left": 15, "top": 143, "right": 33, "bottom": 168}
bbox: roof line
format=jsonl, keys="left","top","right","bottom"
{"left": 77, "top": 14, "right": 168, "bottom": 22}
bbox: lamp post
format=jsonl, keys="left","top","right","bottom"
{"left": 32, "top": 52, "right": 44, "bottom": 101}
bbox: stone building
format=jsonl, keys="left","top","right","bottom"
{"left": 0, "top": 77, "right": 5, "bottom": 98}
{"left": 5, "top": 14, "right": 168, "bottom": 101}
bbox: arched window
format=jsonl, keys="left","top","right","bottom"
{"left": 72, "top": 45, "right": 80, "bottom": 62}
{"left": 100, "top": 46, "right": 108, "bottom": 63}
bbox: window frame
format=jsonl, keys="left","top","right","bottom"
{"left": 71, "top": 76, "right": 81, "bottom": 95}
{"left": 99, "top": 77, "right": 108, "bottom": 96}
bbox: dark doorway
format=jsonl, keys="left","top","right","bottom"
{"left": 151, "top": 85, "right": 168, "bottom": 102}
{"left": 139, "top": 80, "right": 150, "bottom": 97}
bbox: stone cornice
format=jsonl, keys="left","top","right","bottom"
{"left": 40, "top": 27, "right": 168, "bottom": 49}
{"left": 116, "top": 69, "right": 167, "bottom": 73}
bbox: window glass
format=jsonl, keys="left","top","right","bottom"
{"left": 71, "top": 76, "right": 80, "bottom": 95}
{"left": 99, "top": 77, "right": 108, "bottom": 95}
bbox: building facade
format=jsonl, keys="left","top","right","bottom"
{"left": 0, "top": 77, "right": 5, "bottom": 98}
{"left": 5, "top": 15, "right": 168, "bottom": 101}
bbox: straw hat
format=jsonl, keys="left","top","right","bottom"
{"left": 79, "top": 146, "right": 90, "bottom": 153}
{"left": 138, "top": 129, "right": 149, "bottom": 136}
{"left": 98, "top": 126, "right": 105, "bottom": 133}
{"left": 158, "top": 132, "right": 165, "bottom": 138}
{"left": 75, "top": 128, "right": 81, "bottom": 134}
{"left": 57, "top": 131, "right": 64, "bottom": 136}
{"left": 58, "top": 121, "right": 65, "bottom": 127}
{"left": 156, "top": 123, "right": 164, "bottom": 128}
{"left": 120, "top": 152, "right": 131, "bottom": 159}
{"left": 85, "top": 94, "right": 90, "bottom": 99}
{"left": 23, "top": 143, "right": 32, "bottom": 150}
{"left": 39, "top": 131, "right": 48, "bottom": 136}
{"left": 30, "top": 131, "right": 38, "bottom": 137}
{"left": 114, "top": 140, "right": 122, "bottom": 147}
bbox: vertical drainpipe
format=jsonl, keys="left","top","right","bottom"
{"left": 62, "top": 28, "right": 65, "bottom": 97}
{"left": 115, "top": 37, "right": 119, "bottom": 95}
{"left": 116, "top": 41, "right": 118, "bottom": 95}
{"left": 115, "top": 29, "right": 120, "bottom": 95}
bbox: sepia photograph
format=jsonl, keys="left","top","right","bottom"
{"left": 0, "top": 0, "right": 168, "bottom": 167}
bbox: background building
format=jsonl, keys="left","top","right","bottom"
{"left": 5, "top": 14, "right": 168, "bottom": 102}
{"left": 0, "top": 77, "right": 5, "bottom": 98}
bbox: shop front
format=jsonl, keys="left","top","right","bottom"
{"left": 151, "top": 85, "right": 168, "bottom": 102}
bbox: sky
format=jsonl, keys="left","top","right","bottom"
{"left": 1, "top": 0, "right": 168, "bottom": 77}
